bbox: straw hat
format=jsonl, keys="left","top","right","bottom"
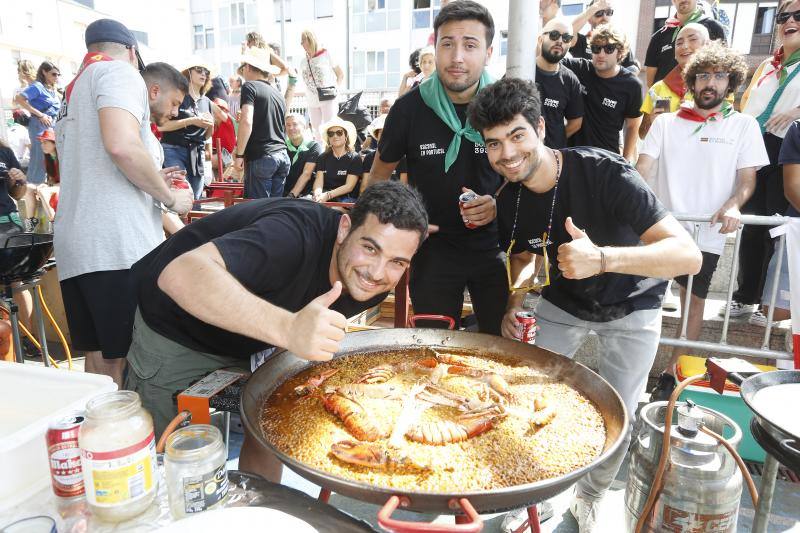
{"left": 239, "top": 47, "right": 280, "bottom": 75}
{"left": 367, "top": 114, "right": 387, "bottom": 140}
{"left": 319, "top": 117, "right": 357, "bottom": 147}
{"left": 183, "top": 55, "right": 216, "bottom": 76}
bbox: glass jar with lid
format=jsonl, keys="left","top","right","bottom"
{"left": 165, "top": 424, "right": 228, "bottom": 519}
{"left": 78, "top": 391, "right": 158, "bottom": 522}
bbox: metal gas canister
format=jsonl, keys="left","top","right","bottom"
{"left": 624, "top": 401, "right": 743, "bottom": 532}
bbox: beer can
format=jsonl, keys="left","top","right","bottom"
{"left": 459, "top": 191, "right": 479, "bottom": 229}
{"left": 171, "top": 177, "right": 190, "bottom": 190}
{"left": 515, "top": 311, "right": 537, "bottom": 344}
{"left": 46, "top": 412, "right": 85, "bottom": 498}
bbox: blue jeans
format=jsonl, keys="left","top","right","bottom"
{"left": 27, "top": 116, "right": 50, "bottom": 184}
{"left": 162, "top": 143, "right": 204, "bottom": 200}
{"left": 244, "top": 152, "right": 290, "bottom": 199}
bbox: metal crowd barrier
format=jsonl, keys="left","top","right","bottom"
{"left": 662, "top": 213, "right": 795, "bottom": 364}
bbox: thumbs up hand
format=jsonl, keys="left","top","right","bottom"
{"left": 556, "top": 217, "right": 604, "bottom": 279}
{"left": 287, "top": 281, "right": 348, "bottom": 361}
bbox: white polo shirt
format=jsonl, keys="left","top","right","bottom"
{"left": 640, "top": 110, "right": 769, "bottom": 254}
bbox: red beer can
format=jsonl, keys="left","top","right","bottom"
{"left": 46, "top": 412, "right": 85, "bottom": 498}
{"left": 171, "top": 177, "right": 190, "bottom": 190}
{"left": 459, "top": 191, "right": 479, "bottom": 229}
{"left": 515, "top": 311, "right": 537, "bottom": 344}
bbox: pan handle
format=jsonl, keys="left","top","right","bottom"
{"left": 780, "top": 438, "right": 800, "bottom": 456}
{"left": 377, "top": 496, "right": 483, "bottom": 533}
{"left": 408, "top": 314, "right": 456, "bottom": 330}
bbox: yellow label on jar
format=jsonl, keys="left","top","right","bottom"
{"left": 81, "top": 431, "right": 157, "bottom": 506}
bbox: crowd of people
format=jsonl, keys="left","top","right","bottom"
{"left": 3, "top": 0, "right": 799, "bottom": 531}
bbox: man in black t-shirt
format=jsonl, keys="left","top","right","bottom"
{"left": 284, "top": 113, "right": 323, "bottom": 197}
{"left": 233, "top": 47, "right": 290, "bottom": 199}
{"left": 368, "top": 1, "right": 507, "bottom": 334}
{"left": 468, "top": 78, "right": 701, "bottom": 530}
{"left": 536, "top": 18, "right": 583, "bottom": 149}
{"left": 644, "top": 0, "right": 725, "bottom": 88}
{"left": 569, "top": 0, "right": 639, "bottom": 74}
{"left": 562, "top": 24, "right": 643, "bottom": 162}
{"left": 125, "top": 181, "right": 427, "bottom": 479}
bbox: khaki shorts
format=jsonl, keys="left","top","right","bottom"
{"left": 125, "top": 308, "right": 249, "bottom": 437}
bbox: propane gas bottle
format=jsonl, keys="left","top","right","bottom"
{"left": 625, "top": 401, "right": 743, "bottom": 532}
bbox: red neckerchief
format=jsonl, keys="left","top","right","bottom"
{"left": 662, "top": 67, "right": 687, "bottom": 99}
{"left": 64, "top": 52, "right": 115, "bottom": 103}
{"left": 677, "top": 101, "right": 734, "bottom": 135}
{"left": 313, "top": 48, "right": 327, "bottom": 58}
{"left": 757, "top": 46, "right": 800, "bottom": 86}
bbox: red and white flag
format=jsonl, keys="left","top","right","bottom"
{"left": 770, "top": 218, "right": 800, "bottom": 369}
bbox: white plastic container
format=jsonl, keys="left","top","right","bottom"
{"left": 0, "top": 362, "right": 116, "bottom": 513}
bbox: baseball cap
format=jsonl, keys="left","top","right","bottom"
{"left": 85, "top": 18, "right": 145, "bottom": 71}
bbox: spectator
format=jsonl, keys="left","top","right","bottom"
{"left": 639, "top": 23, "right": 710, "bottom": 139}
{"left": 0, "top": 140, "right": 29, "bottom": 236}
{"left": 158, "top": 58, "right": 215, "bottom": 200}
{"left": 6, "top": 120, "right": 30, "bottom": 171}
{"left": 645, "top": 0, "right": 725, "bottom": 88}
{"left": 284, "top": 113, "right": 323, "bottom": 198}
{"left": 536, "top": 18, "right": 584, "bottom": 149}
{"left": 637, "top": 43, "right": 768, "bottom": 400}
{"left": 727, "top": 0, "right": 800, "bottom": 324}
{"left": 362, "top": 115, "right": 407, "bottom": 194}
{"left": 562, "top": 24, "right": 643, "bottom": 162}
{"left": 399, "top": 47, "right": 435, "bottom": 98}
{"left": 211, "top": 98, "right": 236, "bottom": 175}
{"left": 313, "top": 118, "right": 362, "bottom": 203}
{"left": 14, "top": 61, "right": 62, "bottom": 184}
{"left": 232, "top": 47, "right": 289, "bottom": 199}
{"left": 569, "top": 0, "right": 639, "bottom": 74}
{"left": 205, "top": 75, "right": 230, "bottom": 101}
{"left": 379, "top": 97, "right": 393, "bottom": 116}
{"left": 33, "top": 129, "right": 60, "bottom": 228}
{"left": 540, "top": 0, "right": 562, "bottom": 25}
{"left": 54, "top": 19, "right": 193, "bottom": 386}
{"left": 227, "top": 75, "right": 242, "bottom": 120}
{"left": 369, "top": 1, "right": 507, "bottom": 335}
{"left": 300, "top": 29, "right": 344, "bottom": 138}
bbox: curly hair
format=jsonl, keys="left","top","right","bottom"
{"left": 350, "top": 181, "right": 428, "bottom": 242}
{"left": 467, "top": 78, "right": 542, "bottom": 134}
{"left": 683, "top": 41, "right": 748, "bottom": 96}
{"left": 589, "top": 24, "right": 629, "bottom": 58}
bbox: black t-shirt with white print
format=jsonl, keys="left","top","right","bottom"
{"left": 363, "top": 150, "right": 407, "bottom": 180}
{"left": 316, "top": 151, "right": 363, "bottom": 193}
{"left": 535, "top": 65, "right": 584, "bottom": 149}
{"left": 644, "top": 17, "right": 726, "bottom": 84}
{"left": 378, "top": 87, "right": 503, "bottom": 252}
{"left": 497, "top": 147, "right": 668, "bottom": 322}
{"left": 561, "top": 57, "right": 643, "bottom": 154}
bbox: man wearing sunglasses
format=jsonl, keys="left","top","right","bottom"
{"left": 562, "top": 25, "right": 643, "bottom": 163}
{"left": 468, "top": 77, "right": 701, "bottom": 532}
{"left": 536, "top": 19, "right": 583, "bottom": 149}
{"left": 568, "top": 0, "right": 639, "bottom": 74}
{"left": 637, "top": 43, "right": 768, "bottom": 402}
{"left": 645, "top": 0, "right": 726, "bottom": 88}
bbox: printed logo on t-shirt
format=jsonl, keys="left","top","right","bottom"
{"left": 543, "top": 98, "right": 560, "bottom": 109}
{"left": 526, "top": 235, "right": 552, "bottom": 249}
{"left": 602, "top": 98, "right": 618, "bottom": 109}
{"left": 699, "top": 136, "right": 734, "bottom": 146}
{"left": 661, "top": 44, "right": 673, "bottom": 53}
{"left": 419, "top": 143, "right": 445, "bottom": 157}
{"left": 474, "top": 144, "right": 486, "bottom": 154}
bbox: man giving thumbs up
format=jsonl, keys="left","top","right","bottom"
{"left": 124, "top": 181, "right": 427, "bottom": 480}
{"left": 468, "top": 77, "right": 701, "bottom": 530}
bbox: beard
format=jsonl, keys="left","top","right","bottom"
{"left": 695, "top": 89, "right": 725, "bottom": 110}
{"left": 541, "top": 45, "right": 566, "bottom": 64}
{"left": 441, "top": 71, "right": 482, "bottom": 94}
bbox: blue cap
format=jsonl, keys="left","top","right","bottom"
{"left": 85, "top": 19, "right": 145, "bottom": 71}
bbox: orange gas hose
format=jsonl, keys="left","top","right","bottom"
{"left": 700, "top": 425, "right": 759, "bottom": 508}
{"left": 156, "top": 410, "right": 192, "bottom": 454}
{"left": 37, "top": 285, "right": 72, "bottom": 370}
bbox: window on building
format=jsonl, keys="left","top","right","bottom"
{"left": 353, "top": 0, "right": 401, "bottom": 33}
{"left": 25, "top": 12, "right": 33, "bottom": 29}
{"left": 205, "top": 28, "right": 215, "bottom": 49}
{"left": 130, "top": 30, "right": 149, "bottom": 47}
{"left": 231, "top": 2, "right": 246, "bottom": 25}
{"left": 316, "top": 0, "right": 334, "bottom": 18}
{"left": 412, "top": 0, "right": 440, "bottom": 29}
{"left": 352, "top": 48, "right": 401, "bottom": 89}
{"left": 274, "top": 0, "right": 291, "bottom": 22}
{"left": 754, "top": 3, "right": 777, "bottom": 34}
{"left": 194, "top": 24, "right": 205, "bottom": 50}
{"left": 562, "top": 2, "right": 584, "bottom": 16}
{"left": 500, "top": 30, "right": 508, "bottom": 56}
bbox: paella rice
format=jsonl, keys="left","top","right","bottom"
{"left": 260, "top": 349, "right": 606, "bottom": 492}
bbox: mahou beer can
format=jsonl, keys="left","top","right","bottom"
{"left": 46, "top": 412, "right": 85, "bottom": 498}
{"left": 459, "top": 191, "right": 479, "bottom": 229}
{"left": 515, "top": 311, "right": 537, "bottom": 344}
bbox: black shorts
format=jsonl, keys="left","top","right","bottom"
{"left": 674, "top": 252, "right": 720, "bottom": 299}
{"left": 60, "top": 269, "right": 137, "bottom": 359}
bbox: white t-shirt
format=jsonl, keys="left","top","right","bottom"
{"left": 54, "top": 60, "right": 163, "bottom": 280}
{"left": 743, "top": 59, "right": 800, "bottom": 138}
{"left": 640, "top": 110, "right": 769, "bottom": 254}
{"left": 6, "top": 124, "right": 30, "bottom": 167}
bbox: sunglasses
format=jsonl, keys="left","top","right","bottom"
{"left": 695, "top": 71, "right": 729, "bottom": 82}
{"left": 192, "top": 67, "right": 210, "bottom": 75}
{"left": 777, "top": 9, "right": 800, "bottom": 24}
{"left": 327, "top": 129, "right": 346, "bottom": 138}
{"left": 544, "top": 30, "right": 574, "bottom": 43}
{"left": 591, "top": 43, "right": 620, "bottom": 54}
{"left": 49, "top": 71, "right": 61, "bottom": 77}
{"left": 505, "top": 234, "right": 551, "bottom": 293}
{"left": 594, "top": 8, "right": 614, "bottom": 17}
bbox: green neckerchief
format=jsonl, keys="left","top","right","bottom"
{"left": 671, "top": 8, "right": 705, "bottom": 41}
{"left": 286, "top": 136, "right": 314, "bottom": 165}
{"left": 778, "top": 49, "right": 800, "bottom": 85}
{"left": 418, "top": 71, "right": 494, "bottom": 172}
